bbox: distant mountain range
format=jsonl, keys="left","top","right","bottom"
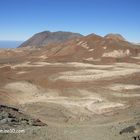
{"left": 17, "top": 30, "right": 140, "bottom": 63}
{"left": 19, "top": 31, "right": 130, "bottom": 49}
{"left": 0, "top": 31, "right": 140, "bottom": 64}
{"left": 0, "top": 41, "right": 23, "bottom": 48}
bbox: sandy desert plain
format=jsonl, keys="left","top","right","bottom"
{"left": 0, "top": 33, "right": 140, "bottom": 140}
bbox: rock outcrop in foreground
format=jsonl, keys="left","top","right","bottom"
{"left": 0, "top": 105, "right": 46, "bottom": 127}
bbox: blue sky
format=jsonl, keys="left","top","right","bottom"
{"left": 0, "top": 0, "right": 140, "bottom": 42}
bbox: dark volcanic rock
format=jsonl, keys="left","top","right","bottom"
{"left": 0, "top": 105, "right": 47, "bottom": 127}
{"left": 19, "top": 31, "right": 83, "bottom": 48}
{"left": 120, "top": 126, "right": 136, "bottom": 134}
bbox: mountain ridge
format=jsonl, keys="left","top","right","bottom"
{"left": 19, "top": 31, "right": 132, "bottom": 49}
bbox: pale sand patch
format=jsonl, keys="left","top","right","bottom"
{"left": 77, "top": 41, "right": 84, "bottom": 45}
{"left": 12, "top": 62, "right": 68, "bottom": 68}
{"left": 4, "top": 81, "right": 48, "bottom": 104}
{"left": 102, "top": 49, "right": 131, "bottom": 58}
{"left": 67, "top": 62, "right": 113, "bottom": 68}
{"left": 3, "top": 82, "right": 126, "bottom": 114}
{"left": 39, "top": 55, "right": 48, "bottom": 59}
{"left": 114, "top": 63, "right": 140, "bottom": 69}
{"left": 12, "top": 62, "right": 67, "bottom": 68}
{"left": 34, "top": 62, "right": 114, "bottom": 69}
{"left": 85, "top": 57, "right": 94, "bottom": 61}
{"left": 46, "top": 97, "right": 102, "bottom": 108}
{"left": 42, "top": 62, "right": 115, "bottom": 68}
{"left": 58, "top": 69, "right": 106, "bottom": 76}
{"left": 27, "top": 89, "right": 103, "bottom": 105}
{"left": 86, "top": 102, "right": 125, "bottom": 114}
{"left": 11, "top": 61, "right": 50, "bottom": 68}
{"left": 11, "top": 61, "right": 32, "bottom": 68}
{"left": 47, "top": 89, "right": 103, "bottom": 102}
{"left": 132, "top": 56, "right": 140, "bottom": 59}
{"left": 67, "top": 62, "right": 96, "bottom": 67}
{"left": 88, "top": 49, "right": 94, "bottom": 52}
{"left": 112, "top": 92, "right": 140, "bottom": 97}
{"left": 16, "top": 71, "right": 28, "bottom": 74}
{"left": 44, "top": 90, "right": 123, "bottom": 115}
{"left": 4, "top": 82, "right": 104, "bottom": 108}
{"left": 32, "top": 62, "right": 50, "bottom": 65}
{"left": 4, "top": 81, "right": 40, "bottom": 94}
{"left": 53, "top": 68, "right": 140, "bottom": 82}
{"left": 80, "top": 42, "right": 89, "bottom": 49}
{"left": 46, "top": 97, "right": 125, "bottom": 115}
{"left": 7, "top": 61, "right": 114, "bottom": 69}
{"left": 0, "top": 65, "right": 12, "bottom": 69}
{"left": 108, "top": 84, "right": 140, "bottom": 91}
{"left": 84, "top": 58, "right": 101, "bottom": 62}
{"left": 4, "top": 82, "right": 103, "bottom": 104}
{"left": 32, "top": 61, "right": 111, "bottom": 68}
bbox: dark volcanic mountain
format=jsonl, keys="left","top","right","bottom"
{"left": 19, "top": 31, "right": 83, "bottom": 48}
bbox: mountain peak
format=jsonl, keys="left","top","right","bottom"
{"left": 19, "top": 31, "right": 83, "bottom": 48}
{"left": 85, "top": 33, "right": 103, "bottom": 41}
{"left": 104, "top": 33, "right": 126, "bottom": 41}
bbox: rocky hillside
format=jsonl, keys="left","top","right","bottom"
{"left": 33, "top": 33, "right": 140, "bottom": 63}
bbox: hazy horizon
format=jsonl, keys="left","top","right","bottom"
{"left": 0, "top": 40, "right": 23, "bottom": 48}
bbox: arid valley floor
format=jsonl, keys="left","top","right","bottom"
{"left": 0, "top": 33, "right": 140, "bottom": 140}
